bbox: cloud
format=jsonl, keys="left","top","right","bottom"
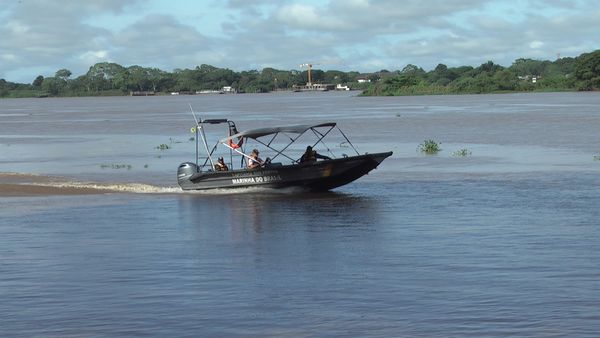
{"left": 0, "top": 0, "right": 120, "bottom": 80}
{"left": 276, "top": 4, "right": 344, "bottom": 31}
{"left": 1, "top": 0, "right": 599, "bottom": 82}
{"left": 79, "top": 50, "right": 111, "bottom": 65}
{"left": 111, "top": 14, "right": 216, "bottom": 70}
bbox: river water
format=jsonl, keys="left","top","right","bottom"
{"left": 1, "top": 92, "right": 600, "bottom": 336}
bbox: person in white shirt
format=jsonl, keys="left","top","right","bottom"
{"left": 247, "top": 149, "right": 264, "bottom": 169}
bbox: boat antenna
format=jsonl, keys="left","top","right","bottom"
{"left": 189, "top": 104, "right": 215, "bottom": 168}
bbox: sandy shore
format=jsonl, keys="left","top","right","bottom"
{"left": 0, "top": 173, "right": 112, "bottom": 196}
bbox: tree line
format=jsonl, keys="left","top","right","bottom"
{"left": 365, "top": 49, "right": 600, "bottom": 96}
{"left": 1, "top": 49, "right": 599, "bottom": 98}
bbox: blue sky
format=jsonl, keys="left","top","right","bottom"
{"left": 1, "top": 0, "right": 598, "bottom": 83}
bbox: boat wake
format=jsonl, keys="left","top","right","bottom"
{"left": 34, "top": 182, "right": 183, "bottom": 194}
{"left": 1, "top": 172, "right": 311, "bottom": 196}
{"left": 26, "top": 182, "right": 312, "bottom": 195}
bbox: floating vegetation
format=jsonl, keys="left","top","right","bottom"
{"left": 100, "top": 164, "right": 132, "bottom": 170}
{"left": 144, "top": 164, "right": 149, "bottom": 168}
{"left": 452, "top": 148, "right": 472, "bottom": 157}
{"left": 189, "top": 137, "right": 195, "bottom": 142}
{"left": 156, "top": 143, "right": 170, "bottom": 150}
{"left": 594, "top": 155, "right": 600, "bottom": 161}
{"left": 418, "top": 139, "right": 441, "bottom": 154}
{"left": 395, "top": 113, "right": 402, "bottom": 117}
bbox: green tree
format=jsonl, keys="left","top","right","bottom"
{"left": 55, "top": 69, "right": 72, "bottom": 80}
{"left": 401, "top": 64, "right": 426, "bottom": 77}
{"left": 475, "top": 61, "right": 504, "bottom": 74}
{"left": 575, "top": 49, "right": 600, "bottom": 90}
{"left": 84, "top": 62, "right": 126, "bottom": 91}
{"left": 493, "top": 69, "right": 518, "bottom": 91}
{"left": 510, "top": 58, "right": 545, "bottom": 76}
{"left": 0, "top": 79, "right": 8, "bottom": 97}
{"left": 32, "top": 75, "right": 44, "bottom": 88}
{"left": 429, "top": 63, "right": 453, "bottom": 86}
{"left": 41, "top": 77, "right": 66, "bottom": 96}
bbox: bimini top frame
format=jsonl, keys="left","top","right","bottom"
{"left": 219, "top": 122, "right": 360, "bottom": 165}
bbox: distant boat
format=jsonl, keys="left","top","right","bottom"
{"left": 196, "top": 90, "right": 224, "bottom": 94}
{"left": 130, "top": 91, "right": 155, "bottom": 96}
{"left": 292, "top": 83, "right": 335, "bottom": 92}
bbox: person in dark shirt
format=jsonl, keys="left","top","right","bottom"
{"left": 214, "top": 157, "right": 229, "bottom": 171}
{"left": 300, "top": 146, "right": 331, "bottom": 163}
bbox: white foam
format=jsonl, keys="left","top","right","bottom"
{"left": 181, "top": 185, "right": 308, "bottom": 195}
{"left": 27, "top": 181, "right": 310, "bottom": 195}
{"left": 31, "top": 182, "right": 182, "bottom": 194}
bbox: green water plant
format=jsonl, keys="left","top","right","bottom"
{"left": 418, "top": 139, "right": 441, "bottom": 154}
{"left": 452, "top": 148, "right": 472, "bottom": 157}
{"left": 594, "top": 155, "right": 600, "bottom": 161}
{"left": 156, "top": 143, "right": 170, "bottom": 150}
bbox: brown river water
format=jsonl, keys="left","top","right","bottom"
{"left": 1, "top": 91, "right": 599, "bottom": 336}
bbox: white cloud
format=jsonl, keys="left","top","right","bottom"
{"left": 1, "top": 0, "right": 600, "bottom": 82}
{"left": 1, "top": 54, "right": 17, "bottom": 61}
{"left": 6, "top": 20, "right": 30, "bottom": 34}
{"left": 276, "top": 4, "right": 343, "bottom": 31}
{"left": 79, "top": 50, "right": 110, "bottom": 65}
{"left": 529, "top": 40, "right": 544, "bottom": 49}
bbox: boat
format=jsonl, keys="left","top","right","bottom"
{"left": 177, "top": 118, "right": 392, "bottom": 192}
{"left": 292, "top": 83, "right": 335, "bottom": 92}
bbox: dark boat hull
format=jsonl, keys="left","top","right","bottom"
{"left": 177, "top": 151, "right": 392, "bottom": 191}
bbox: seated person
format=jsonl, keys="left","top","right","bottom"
{"left": 300, "top": 146, "right": 331, "bottom": 163}
{"left": 247, "top": 149, "right": 264, "bottom": 169}
{"left": 214, "top": 157, "right": 229, "bottom": 171}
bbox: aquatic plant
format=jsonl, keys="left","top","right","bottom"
{"left": 452, "top": 148, "right": 472, "bottom": 157}
{"left": 156, "top": 143, "right": 170, "bottom": 150}
{"left": 144, "top": 164, "right": 149, "bottom": 168}
{"left": 418, "top": 139, "right": 441, "bottom": 154}
{"left": 594, "top": 155, "right": 600, "bottom": 161}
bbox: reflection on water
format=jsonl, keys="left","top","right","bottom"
{"left": 179, "top": 191, "right": 381, "bottom": 236}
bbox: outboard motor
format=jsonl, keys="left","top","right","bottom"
{"left": 177, "top": 162, "right": 199, "bottom": 182}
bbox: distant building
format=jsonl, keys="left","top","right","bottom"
{"left": 222, "top": 86, "right": 237, "bottom": 93}
{"left": 518, "top": 75, "right": 541, "bottom": 83}
{"left": 357, "top": 77, "right": 371, "bottom": 83}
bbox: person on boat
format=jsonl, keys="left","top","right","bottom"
{"left": 300, "top": 145, "right": 331, "bottom": 163}
{"left": 247, "top": 149, "right": 264, "bottom": 169}
{"left": 214, "top": 157, "right": 229, "bottom": 171}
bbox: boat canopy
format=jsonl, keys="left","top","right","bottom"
{"left": 220, "top": 122, "right": 336, "bottom": 142}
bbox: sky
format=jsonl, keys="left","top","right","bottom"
{"left": 1, "top": 0, "right": 599, "bottom": 83}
